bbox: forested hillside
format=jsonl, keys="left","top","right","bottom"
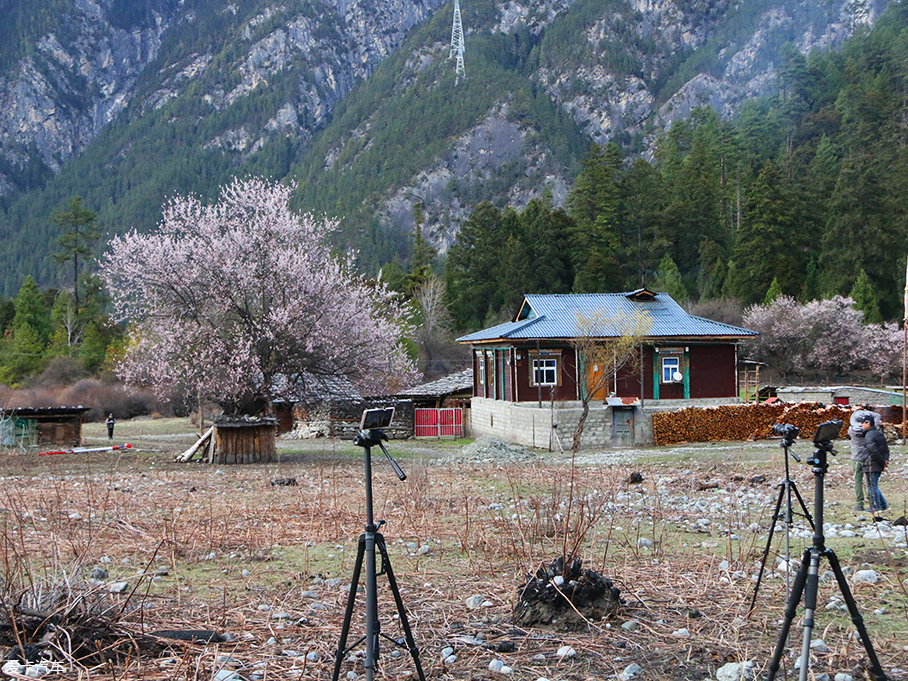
{"left": 0, "top": 0, "right": 885, "bottom": 297}
{"left": 447, "top": 1, "right": 908, "bottom": 326}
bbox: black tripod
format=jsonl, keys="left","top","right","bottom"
{"left": 749, "top": 436, "right": 814, "bottom": 614}
{"left": 332, "top": 428, "right": 427, "bottom": 681}
{"left": 766, "top": 439, "right": 887, "bottom": 681}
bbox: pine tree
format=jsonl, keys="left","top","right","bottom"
{"left": 849, "top": 269, "right": 883, "bottom": 324}
{"left": 446, "top": 202, "right": 515, "bottom": 329}
{"left": 12, "top": 276, "right": 50, "bottom": 343}
{"left": 403, "top": 202, "right": 435, "bottom": 294}
{"left": 51, "top": 196, "right": 100, "bottom": 307}
{"left": 0, "top": 323, "right": 46, "bottom": 386}
{"left": 568, "top": 143, "right": 624, "bottom": 292}
{"left": 730, "top": 160, "right": 802, "bottom": 305}
{"left": 764, "top": 277, "right": 783, "bottom": 304}
{"left": 652, "top": 254, "right": 688, "bottom": 303}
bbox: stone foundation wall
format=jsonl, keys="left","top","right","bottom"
{"left": 470, "top": 398, "right": 652, "bottom": 450}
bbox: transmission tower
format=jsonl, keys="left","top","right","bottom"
{"left": 449, "top": 0, "right": 465, "bottom": 84}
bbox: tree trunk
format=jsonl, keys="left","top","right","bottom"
{"left": 572, "top": 400, "right": 590, "bottom": 453}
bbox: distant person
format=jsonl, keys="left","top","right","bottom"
{"left": 106, "top": 414, "right": 116, "bottom": 440}
{"left": 848, "top": 407, "right": 880, "bottom": 511}
{"left": 859, "top": 414, "right": 889, "bottom": 513}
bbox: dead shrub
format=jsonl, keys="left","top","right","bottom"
{"left": 0, "top": 381, "right": 161, "bottom": 421}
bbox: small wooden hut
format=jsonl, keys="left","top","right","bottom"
{"left": 0, "top": 406, "right": 90, "bottom": 450}
{"left": 211, "top": 416, "right": 276, "bottom": 464}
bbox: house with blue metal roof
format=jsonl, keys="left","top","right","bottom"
{"left": 456, "top": 289, "right": 758, "bottom": 447}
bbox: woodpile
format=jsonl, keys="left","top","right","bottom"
{"left": 175, "top": 427, "right": 214, "bottom": 462}
{"left": 652, "top": 402, "right": 855, "bottom": 446}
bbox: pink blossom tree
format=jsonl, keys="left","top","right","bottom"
{"left": 864, "top": 322, "right": 903, "bottom": 383}
{"left": 802, "top": 296, "right": 867, "bottom": 379}
{"left": 744, "top": 295, "right": 902, "bottom": 382}
{"left": 742, "top": 296, "right": 810, "bottom": 378}
{"left": 101, "top": 178, "right": 418, "bottom": 415}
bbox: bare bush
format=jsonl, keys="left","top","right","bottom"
{"left": 0, "top": 381, "right": 161, "bottom": 421}
{"left": 686, "top": 298, "right": 744, "bottom": 326}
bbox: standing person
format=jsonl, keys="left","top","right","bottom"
{"left": 849, "top": 407, "right": 881, "bottom": 511}
{"left": 860, "top": 414, "right": 889, "bottom": 512}
{"left": 106, "top": 414, "right": 116, "bottom": 440}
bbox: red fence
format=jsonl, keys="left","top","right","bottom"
{"left": 414, "top": 408, "right": 463, "bottom": 438}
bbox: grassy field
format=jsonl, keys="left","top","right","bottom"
{"left": 1, "top": 417, "right": 907, "bottom": 680}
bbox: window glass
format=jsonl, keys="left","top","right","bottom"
{"left": 532, "top": 358, "right": 558, "bottom": 386}
{"left": 662, "top": 357, "right": 680, "bottom": 383}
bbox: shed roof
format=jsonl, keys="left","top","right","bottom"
{"left": 777, "top": 385, "right": 902, "bottom": 397}
{"left": 273, "top": 373, "right": 363, "bottom": 404}
{"left": 0, "top": 406, "right": 90, "bottom": 418}
{"left": 399, "top": 368, "right": 473, "bottom": 398}
{"left": 457, "top": 290, "right": 757, "bottom": 343}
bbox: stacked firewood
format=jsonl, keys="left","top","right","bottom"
{"left": 652, "top": 402, "right": 854, "bottom": 446}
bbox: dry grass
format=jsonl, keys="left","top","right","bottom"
{"left": 0, "top": 419, "right": 906, "bottom": 680}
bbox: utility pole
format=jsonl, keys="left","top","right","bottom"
{"left": 449, "top": 0, "right": 465, "bottom": 84}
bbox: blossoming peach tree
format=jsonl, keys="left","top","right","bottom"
{"left": 101, "top": 178, "right": 418, "bottom": 415}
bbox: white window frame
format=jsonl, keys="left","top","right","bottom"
{"left": 477, "top": 356, "right": 485, "bottom": 386}
{"left": 661, "top": 356, "right": 680, "bottom": 383}
{"left": 532, "top": 358, "right": 558, "bottom": 386}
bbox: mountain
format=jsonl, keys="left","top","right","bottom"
{"left": 0, "top": 0, "right": 889, "bottom": 297}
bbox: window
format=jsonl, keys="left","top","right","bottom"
{"left": 487, "top": 351, "right": 495, "bottom": 395}
{"left": 477, "top": 356, "right": 485, "bottom": 386}
{"left": 662, "top": 357, "right": 680, "bottom": 383}
{"left": 532, "top": 358, "right": 558, "bottom": 386}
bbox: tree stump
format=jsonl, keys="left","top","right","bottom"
{"left": 513, "top": 557, "right": 621, "bottom": 632}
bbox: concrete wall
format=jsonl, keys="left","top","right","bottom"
{"left": 470, "top": 397, "right": 653, "bottom": 450}
{"left": 777, "top": 387, "right": 903, "bottom": 406}
{"left": 469, "top": 397, "right": 748, "bottom": 450}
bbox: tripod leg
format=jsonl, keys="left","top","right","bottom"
{"left": 376, "top": 535, "right": 427, "bottom": 681}
{"left": 796, "top": 548, "right": 824, "bottom": 681}
{"left": 333, "top": 535, "right": 366, "bottom": 681}
{"left": 364, "top": 530, "right": 379, "bottom": 681}
{"left": 750, "top": 483, "right": 787, "bottom": 614}
{"left": 789, "top": 482, "right": 814, "bottom": 530}
{"left": 864, "top": 470, "right": 875, "bottom": 513}
{"left": 825, "top": 550, "right": 888, "bottom": 681}
{"left": 768, "top": 548, "right": 811, "bottom": 681}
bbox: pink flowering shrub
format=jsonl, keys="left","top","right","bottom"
{"left": 101, "top": 178, "right": 418, "bottom": 414}
{"left": 743, "top": 295, "right": 901, "bottom": 382}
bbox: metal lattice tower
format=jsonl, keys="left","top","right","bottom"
{"left": 449, "top": 0, "right": 465, "bottom": 84}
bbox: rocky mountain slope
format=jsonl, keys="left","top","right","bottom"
{"left": 0, "top": 0, "right": 889, "bottom": 295}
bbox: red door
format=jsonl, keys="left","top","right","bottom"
{"left": 415, "top": 409, "right": 463, "bottom": 438}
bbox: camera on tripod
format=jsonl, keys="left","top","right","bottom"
{"left": 772, "top": 422, "right": 800, "bottom": 445}
{"left": 772, "top": 420, "right": 843, "bottom": 470}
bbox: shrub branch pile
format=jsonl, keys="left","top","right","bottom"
{"left": 652, "top": 402, "right": 854, "bottom": 445}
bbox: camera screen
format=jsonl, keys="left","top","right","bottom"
{"left": 360, "top": 407, "right": 395, "bottom": 430}
{"left": 813, "top": 419, "right": 843, "bottom": 443}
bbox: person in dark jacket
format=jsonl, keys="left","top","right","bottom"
{"left": 106, "top": 414, "right": 116, "bottom": 440}
{"left": 859, "top": 415, "right": 889, "bottom": 512}
{"left": 849, "top": 407, "right": 881, "bottom": 511}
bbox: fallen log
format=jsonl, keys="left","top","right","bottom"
{"left": 175, "top": 427, "right": 214, "bottom": 462}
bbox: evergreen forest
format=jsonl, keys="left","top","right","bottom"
{"left": 447, "top": 2, "right": 908, "bottom": 330}
{"left": 3, "top": 0, "right": 908, "bottom": 388}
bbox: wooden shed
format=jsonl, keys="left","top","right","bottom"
{"left": 0, "top": 407, "right": 90, "bottom": 450}
{"left": 211, "top": 416, "right": 276, "bottom": 464}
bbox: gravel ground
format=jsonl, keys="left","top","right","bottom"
{"left": 2, "top": 419, "right": 905, "bottom": 681}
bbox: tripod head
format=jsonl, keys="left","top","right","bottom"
{"left": 352, "top": 427, "right": 407, "bottom": 481}
{"left": 806, "top": 420, "right": 842, "bottom": 473}
{"left": 353, "top": 428, "right": 389, "bottom": 447}
{"left": 352, "top": 408, "right": 407, "bottom": 482}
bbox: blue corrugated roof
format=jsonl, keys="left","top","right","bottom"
{"left": 457, "top": 291, "right": 757, "bottom": 343}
